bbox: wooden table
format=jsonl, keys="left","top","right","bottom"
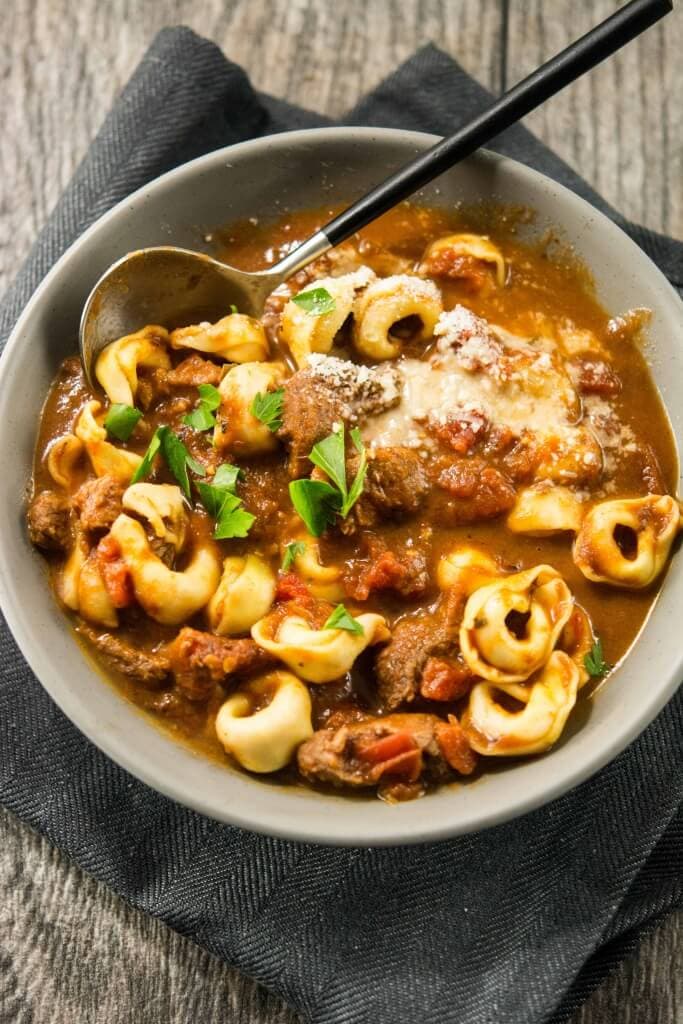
{"left": 1, "top": 2, "right": 681, "bottom": 1021}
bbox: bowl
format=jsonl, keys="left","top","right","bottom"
{"left": 0, "top": 127, "right": 681, "bottom": 846}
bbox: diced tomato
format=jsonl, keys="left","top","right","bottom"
{"left": 420, "top": 657, "right": 474, "bottom": 701}
{"left": 435, "top": 718, "right": 477, "bottom": 776}
{"left": 275, "top": 572, "right": 310, "bottom": 603}
{"left": 356, "top": 731, "right": 417, "bottom": 764}
{"left": 97, "top": 535, "right": 134, "bottom": 609}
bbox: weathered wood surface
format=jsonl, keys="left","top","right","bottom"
{"left": 0, "top": 2, "right": 681, "bottom": 1022}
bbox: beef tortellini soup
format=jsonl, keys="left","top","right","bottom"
{"left": 28, "top": 205, "right": 681, "bottom": 803}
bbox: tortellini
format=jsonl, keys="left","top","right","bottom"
{"left": 109, "top": 513, "right": 220, "bottom": 625}
{"left": 213, "top": 361, "right": 285, "bottom": 455}
{"left": 280, "top": 267, "right": 375, "bottom": 368}
{"left": 251, "top": 611, "right": 390, "bottom": 683}
{"left": 460, "top": 565, "right": 574, "bottom": 687}
{"left": 215, "top": 671, "right": 313, "bottom": 773}
{"left": 170, "top": 313, "right": 268, "bottom": 363}
{"left": 56, "top": 530, "right": 118, "bottom": 628}
{"left": 559, "top": 605, "right": 596, "bottom": 688}
{"left": 75, "top": 401, "right": 143, "bottom": 483}
{"left": 420, "top": 232, "right": 506, "bottom": 287}
{"left": 573, "top": 495, "right": 680, "bottom": 588}
{"left": 461, "top": 651, "right": 580, "bottom": 756}
{"left": 353, "top": 274, "right": 442, "bottom": 360}
{"left": 122, "top": 483, "right": 188, "bottom": 553}
{"left": 46, "top": 433, "right": 84, "bottom": 490}
{"left": 437, "top": 546, "right": 500, "bottom": 594}
{"left": 95, "top": 325, "right": 171, "bottom": 406}
{"left": 507, "top": 484, "right": 584, "bottom": 536}
{"left": 208, "top": 554, "right": 276, "bottom": 636}
{"left": 280, "top": 532, "right": 344, "bottom": 601}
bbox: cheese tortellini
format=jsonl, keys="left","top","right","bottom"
{"left": 95, "top": 325, "right": 171, "bottom": 406}
{"left": 437, "top": 546, "right": 500, "bottom": 594}
{"left": 56, "top": 529, "right": 118, "bottom": 628}
{"left": 280, "top": 268, "right": 375, "bottom": 368}
{"left": 46, "top": 433, "right": 84, "bottom": 490}
{"left": 420, "top": 232, "right": 506, "bottom": 287}
{"left": 109, "top": 513, "right": 220, "bottom": 625}
{"left": 281, "top": 532, "right": 344, "bottom": 601}
{"left": 507, "top": 484, "right": 584, "bottom": 536}
{"left": 122, "top": 483, "right": 188, "bottom": 553}
{"left": 462, "top": 651, "right": 580, "bottom": 756}
{"left": 213, "top": 361, "right": 285, "bottom": 454}
{"left": 353, "top": 274, "right": 442, "bottom": 360}
{"left": 208, "top": 554, "right": 276, "bottom": 636}
{"left": 251, "top": 611, "right": 390, "bottom": 683}
{"left": 215, "top": 671, "right": 313, "bottom": 773}
{"left": 573, "top": 495, "right": 680, "bottom": 588}
{"left": 460, "top": 565, "right": 574, "bottom": 687}
{"left": 75, "top": 401, "right": 143, "bottom": 483}
{"left": 170, "top": 313, "right": 268, "bottom": 363}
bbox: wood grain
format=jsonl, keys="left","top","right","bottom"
{"left": 1, "top": 1, "right": 681, "bottom": 1022}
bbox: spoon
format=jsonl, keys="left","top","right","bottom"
{"left": 80, "top": 0, "right": 671, "bottom": 386}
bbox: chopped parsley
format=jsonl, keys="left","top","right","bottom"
{"left": 250, "top": 387, "right": 285, "bottom": 433}
{"left": 183, "top": 383, "right": 221, "bottom": 432}
{"left": 323, "top": 604, "right": 364, "bottom": 636}
{"left": 196, "top": 463, "right": 254, "bottom": 540}
{"left": 229, "top": 303, "right": 238, "bottom": 315}
{"left": 281, "top": 540, "right": 306, "bottom": 572}
{"left": 289, "top": 424, "right": 367, "bottom": 536}
{"left": 292, "top": 286, "right": 336, "bottom": 316}
{"left": 104, "top": 403, "right": 142, "bottom": 442}
{"left": 584, "top": 638, "right": 611, "bottom": 678}
{"left": 131, "top": 426, "right": 206, "bottom": 498}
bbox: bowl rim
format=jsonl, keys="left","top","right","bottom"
{"left": 1, "top": 125, "right": 681, "bottom": 846}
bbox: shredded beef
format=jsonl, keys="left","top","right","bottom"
{"left": 73, "top": 475, "right": 124, "bottom": 532}
{"left": 77, "top": 624, "right": 170, "bottom": 685}
{"left": 165, "top": 627, "right": 276, "bottom": 701}
{"left": 375, "top": 589, "right": 465, "bottom": 710}
{"left": 27, "top": 490, "right": 72, "bottom": 552}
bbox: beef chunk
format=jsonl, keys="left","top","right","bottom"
{"left": 572, "top": 358, "right": 621, "bottom": 396}
{"left": 73, "top": 475, "right": 124, "bottom": 532}
{"left": 343, "top": 537, "right": 430, "bottom": 601}
{"left": 419, "top": 656, "right": 475, "bottom": 701}
{"left": 341, "top": 447, "right": 430, "bottom": 535}
{"left": 27, "top": 490, "right": 72, "bottom": 552}
{"left": 278, "top": 359, "right": 402, "bottom": 478}
{"left": 298, "top": 711, "right": 476, "bottom": 800}
{"left": 375, "top": 589, "right": 464, "bottom": 710}
{"left": 77, "top": 624, "right": 170, "bottom": 685}
{"left": 436, "top": 458, "right": 516, "bottom": 522}
{"left": 165, "top": 627, "right": 276, "bottom": 701}
{"left": 278, "top": 371, "right": 347, "bottom": 478}
{"left": 165, "top": 354, "right": 224, "bottom": 387}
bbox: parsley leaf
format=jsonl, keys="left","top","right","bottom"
{"left": 309, "top": 425, "right": 347, "bottom": 495}
{"left": 229, "top": 303, "right": 238, "bottom": 315}
{"left": 104, "top": 403, "right": 142, "bottom": 442}
{"left": 281, "top": 540, "right": 306, "bottom": 572}
{"left": 250, "top": 387, "right": 285, "bottom": 432}
{"left": 131, "top": 428, "right": 163, "bottom": 485}
{"left": 288, "top": 479, "right": 342, "bottom": 537}
{"left": 131, "top": 426, "right": 206, "bottom": 497}
{"left": 289, "top": 424, "right": 367, "bottom": 536}
{"left": 196, "top": 463, "right": 253, "bottom": 540}
{"left": 292, "top": 286, "right": 336, "bottom": 316}
{"left": 183, "top": 383, "right": 222, "bottom": 432}
{"left": 584, "top": 638, "right": 612, "bottom": 678}
{"left": 323, "top": 604, "right": 364, "bottom": 636}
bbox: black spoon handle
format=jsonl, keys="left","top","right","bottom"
{"left": 320, "top": 0, "right": 672, "bottom": 247}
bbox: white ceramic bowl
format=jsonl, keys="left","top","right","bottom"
{"left": 0, "top": 128, "right": 681, "bottom": 845}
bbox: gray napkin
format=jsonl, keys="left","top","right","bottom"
{"left": 1, "top": 28, "right": 681, "bottom": 1024}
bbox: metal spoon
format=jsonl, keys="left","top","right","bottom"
{"left": 80, "top": 0, "right": 671, "bottom": 386}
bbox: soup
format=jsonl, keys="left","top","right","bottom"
{"left": 27, "top": 204, "right": 680, "bottom": 802}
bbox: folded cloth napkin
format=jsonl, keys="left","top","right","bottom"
{"left": 1, "top": 28, "right": 681, "bottom": 1024}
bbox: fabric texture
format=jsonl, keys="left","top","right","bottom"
{"left": 1, "top": 27, "right": 681, "bottom": 1024}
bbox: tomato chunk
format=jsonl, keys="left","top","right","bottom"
{"left": 96, "top": 535, "right": 134, "bottom": 609}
